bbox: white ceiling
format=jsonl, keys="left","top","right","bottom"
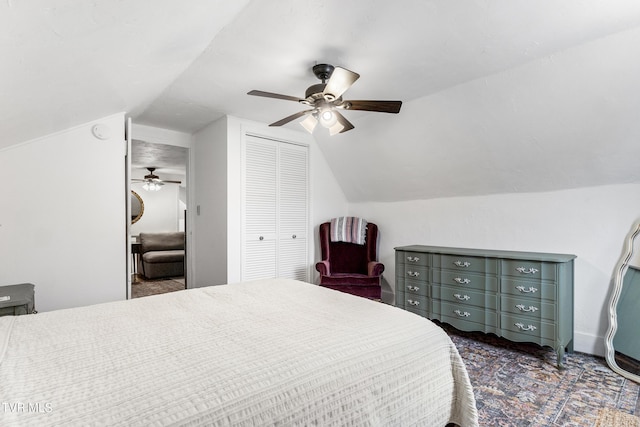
{"left": 4, "top": 0, "right": 640, "bottom": 202}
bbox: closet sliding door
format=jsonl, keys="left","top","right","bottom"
{"left": 242, "top": 134, "right": 309, "bottom": 282}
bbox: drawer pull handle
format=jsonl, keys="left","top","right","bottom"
{"left": 292, "top": 234, "right": 297, "bottom": 239}
{"left": 454, "top": 277, "right": 471, "bottom": 285}
{"left": 516, "top": 267, "right": 539, "bottom": 274}
{"left": 516, "top": 304, "right": 539, "bottom": 313}
{"left": 407, "top": 271, "right": 420, "bottom": 277}
{"left": 407, "top": 299, "right": 420, "bottom": 306}
{"left": 453, "top": 294, "right": 470, "bottom": 301}
{"left": 454, "top": 310, "right": 471, "bottom": 317}
{"left": 515, "top": 322, "right": 537, "bottom": 332}
{"left": 407, "top": 256, "right": 420, "bottom": 262}
{"left": 407, "top": 285, "right": 420, "bottom": 292}
{"left": 515, "top": 286, "right": 538, "bottom": 294}
{"left": 454, "top": 261, "right": 471, "bottom": 268}
{"left": 259, "top": 236, "right": 264, "bottom": 241}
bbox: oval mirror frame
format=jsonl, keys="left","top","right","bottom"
{"left": 131, "top": 190, "right": 144, "bottom": 224}
{"left": 604, "top": 219, "right": 640, "bottom": 383}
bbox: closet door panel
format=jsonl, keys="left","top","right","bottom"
{"left": 278, "top": 236, "right": 308, "bottom": 281}
{"left": 278, "top": 142, "right": 309, "bottom": 280}
{"left": 279, "top": 143, "right": 308, "bottom": 236}
{"left": 242, "top": 137, "right": 278, "bottom": 281}
{"left": 243, "top": 238, "right": 277, "bottom": 281}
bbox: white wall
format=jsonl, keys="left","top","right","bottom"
{"left": 0, "top": 114, "right": 126, "bottom": 312}
{"left": 192, "top": 116, "right": 229, "bottom": 287}
{"left": 130, "top": 181, "right": 180, "bottom": 234}
{"left": 349, "top": 183, "right": 640, "bottom": 356}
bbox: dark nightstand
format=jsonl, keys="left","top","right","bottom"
{"left": 0, "top": 283, "right": 36, "bottom": 316}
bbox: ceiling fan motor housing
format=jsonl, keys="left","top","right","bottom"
{"left": 304, "top": 83, "right": 327, "bottom": 102}
{"left": 312, "top": 64, "right": 335, "bottom": 82}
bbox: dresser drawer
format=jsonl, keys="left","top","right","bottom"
{"left": 432, "top": 300, "right": 498, "bottom": 328}
{"left": 399, "top": 265, "right": 429, "bottom": 282}
{"left": 433, "top": 270, "right": 498, "bottom": 292}
{"left": 397, "top": 251, "right": 429, "bottom": 267}
{"left": 403, "top": 281, "right": 429, "bottom": 297}
{"left": 501, "top": 278, "right": 557, "bottom": 301}
{"left": 501, "top": 260, "right": 558, "bottom": 281}
{"left": 500, "top": 314, "right": 556, "bottom": 341}
{"left": 434, "top": 254, "right": 498, "bottom": 274}
{"left": 433, "top": 286, "right": 498, "bottom": 310}
{"left": 501, "top": 295, "right": 556, "bottom": 321}
{"left": 403, "top": 294, "right": 428, "bottom": 317}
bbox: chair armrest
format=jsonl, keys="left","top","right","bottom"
{"left": 368, "top": 261, "right": 385, "bottom": 277}
{"left": 316, "top": 261, "right": 330, "bottom": 276}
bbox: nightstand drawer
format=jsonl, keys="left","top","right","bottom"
{"left": 501, "top": 260, "right": 557, "bottom": 281}
{"left": 433, "top": 286, "right": 497, "bottom": 310}
{"left": 0, "top": 303, "right": 29, "bottom": 316}
{"left": 433, "top": 270, "right": 498, "bottom": 292}
{"left": 435, "top": 254, "right": 498, "bottom": 274}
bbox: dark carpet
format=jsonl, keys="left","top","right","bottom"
{"left": 441, "top": 322, "right": 640, "bottom": 426}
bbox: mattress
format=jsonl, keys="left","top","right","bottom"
{"left": 0, "top": 278, "right": 478, "bottom": 426}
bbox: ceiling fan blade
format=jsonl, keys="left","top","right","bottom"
{"left": 331, "top": 111, "right": 355, "bottom": 135}
{"left": 269, "top": 110, "right": 313, "bottom": 127}
{"left": 247, "top": 90, "right": 303, "bottom": 103}
{"left": 163, "top": 180, "right": 182, "bottom": 184}
{"left": 344, "top": 100, "right": 402, "bottom": 114}
{"left": 323, "top": 67, "right": 360, "bottom": 100}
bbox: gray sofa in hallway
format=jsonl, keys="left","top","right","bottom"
{"left": 138, "top": 232, "right": 185, "bottom": 279}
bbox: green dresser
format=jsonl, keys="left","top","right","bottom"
{"left": 395, "top": 245, "right": 575, "bottom": 368}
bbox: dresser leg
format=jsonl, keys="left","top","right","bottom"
{"left": 556, "top": 344, "right": 566, "bottom": 369}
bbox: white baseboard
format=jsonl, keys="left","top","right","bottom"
{"left": 574, "top": 331, "right": 605, "bottom": 357}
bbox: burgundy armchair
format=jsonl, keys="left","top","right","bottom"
{"left": 316, "top": 222, "right": 385, "bottom": 299}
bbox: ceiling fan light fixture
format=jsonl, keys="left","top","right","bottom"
{"left": 319, "top": 108, "right": 338, "bottom": 128}
{"left": 329, "top": 121, "right": 345, "bottom": 136}
{"left": 142, "top": 180, "right": 164, "bottom": 191}
{"left": 300, "top": 114, "right": 318, "bottom": 133}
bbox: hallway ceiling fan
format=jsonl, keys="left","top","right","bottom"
{"left": 248, "top": 63, "right": 402, "bottom": 135}
{"left": 132, "top": 167, "right": 181, "bottom": 191}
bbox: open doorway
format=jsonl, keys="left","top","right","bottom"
{"left": 130, "top": 139, "right": 189, "bottom": 298}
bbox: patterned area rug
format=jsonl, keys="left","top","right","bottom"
{"left": 441, "top": 323, "right": 640, "bottom": 427}
{"left": 595, "top": 408, "right": 640, "bottom": 427}
{"left": 131, "top": 277, "right": 185, "bottom": 298}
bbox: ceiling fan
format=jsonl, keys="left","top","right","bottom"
{"left": 132, "top": 167, "right": 181, "bottom": 191}
{"left": 248, "top": 64, "right": 402, "bottom": 135}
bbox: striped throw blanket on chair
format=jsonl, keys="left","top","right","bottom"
{"left": 330, "top": 217, "right": 368, "bottom": 245}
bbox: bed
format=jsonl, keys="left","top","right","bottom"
{"left": 0, "top": 278, "right": 478, "bottom": 426}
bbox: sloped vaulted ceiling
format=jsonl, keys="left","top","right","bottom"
{"left": 3, "top": 0, "right": 640, "bottom": 202}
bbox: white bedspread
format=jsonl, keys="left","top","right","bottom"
{"left": 0, "top": 279, "right": 478, "bottom": 426}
